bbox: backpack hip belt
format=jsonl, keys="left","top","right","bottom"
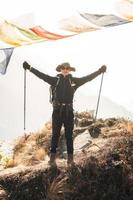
{"left": 53, "top": 102, "right": 73, "bottom": 107}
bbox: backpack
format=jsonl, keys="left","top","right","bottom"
{"left": 49, "top": 75, "right": 73, "bottom": 104}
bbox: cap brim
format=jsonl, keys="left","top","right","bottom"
{"left": 56, "top": 66, "right": 75, "bottom": 72}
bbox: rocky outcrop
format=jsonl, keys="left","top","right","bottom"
{"left": 0, "top": 112, "right": 133, "bottom": 200}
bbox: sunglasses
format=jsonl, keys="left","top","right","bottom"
{"left": 62, "top": 67, "right": 70, "bottom": 70}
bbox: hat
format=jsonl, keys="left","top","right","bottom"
{"left": 56, "top": 62, "right": 76, "bottom": 72}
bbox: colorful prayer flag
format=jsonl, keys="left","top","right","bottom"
{"left": 0, "top": 48, "right": 14, "bottom": 74}
{"left": 0, "top": 5, "right": 132, "bottom": 74}
{"left": 79, "top": 13, "right": 130, "bottom": 27}
{"left": 114, "top": 0, "right": 133, "bottom": 21}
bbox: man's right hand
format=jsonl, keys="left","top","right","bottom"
{"left": 23, "top": 61, "right": 31, "bottom": 70}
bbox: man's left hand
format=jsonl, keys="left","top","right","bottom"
{"left": 99, "top": 65, "right": 107, "bottom": 73}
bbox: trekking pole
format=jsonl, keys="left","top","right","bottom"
{"left": 94, "top": 72, "right": 104, "bottom": 122}
{"left": 89, "top": 72, "right": 105, "bottom": 138}
{"left": 24, "top": 69, "right": 27, "bottom": 131}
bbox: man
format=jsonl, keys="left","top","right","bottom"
{"left": 23, "top": 61, "right": 106, "bottom": 167}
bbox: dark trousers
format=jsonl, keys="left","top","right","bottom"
{"left": 50, "top": 105, "right": 74, "bottom": 155}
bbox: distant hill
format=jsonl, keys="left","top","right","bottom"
{"left": 74, "top": 93, "right": 133, "bottom": 120}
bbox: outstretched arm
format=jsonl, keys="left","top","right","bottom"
{"left": 23, "top": 61, "right": 56, "bottom": 85}
{"left": 74, "top": 65, "right": 107, "bottom": 87}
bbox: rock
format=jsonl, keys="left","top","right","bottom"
{"left": 78, "top": 118, "right": 93, "bottom": 127}
{"left": 88, "top": 125, "right": 101, "bottom": 138}
{"left": 0, "top": 186, "right": 8, "bottom": 200}
{"left": 74, "top": 127, "right": 87, "bottom": 136}
{"left": 74, "top": 130, "right": 92, "bottom": 152}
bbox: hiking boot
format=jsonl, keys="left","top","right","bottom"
{"left": 48, "top": 153, "right": 57, "bottom": 167}
{"left": 67, "top": 154, "right": 75, "bottom": 167}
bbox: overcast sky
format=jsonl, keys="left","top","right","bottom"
{"left": 0, "top": 0, "right": 116, "bottom": 19}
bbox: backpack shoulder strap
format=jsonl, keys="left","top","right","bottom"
{"left": 49, "top": 75, "right": 60, "bottom": 103}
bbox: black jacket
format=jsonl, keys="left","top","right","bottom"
{"left": 30, "top": 67, "right": 101, "bottom": 104}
